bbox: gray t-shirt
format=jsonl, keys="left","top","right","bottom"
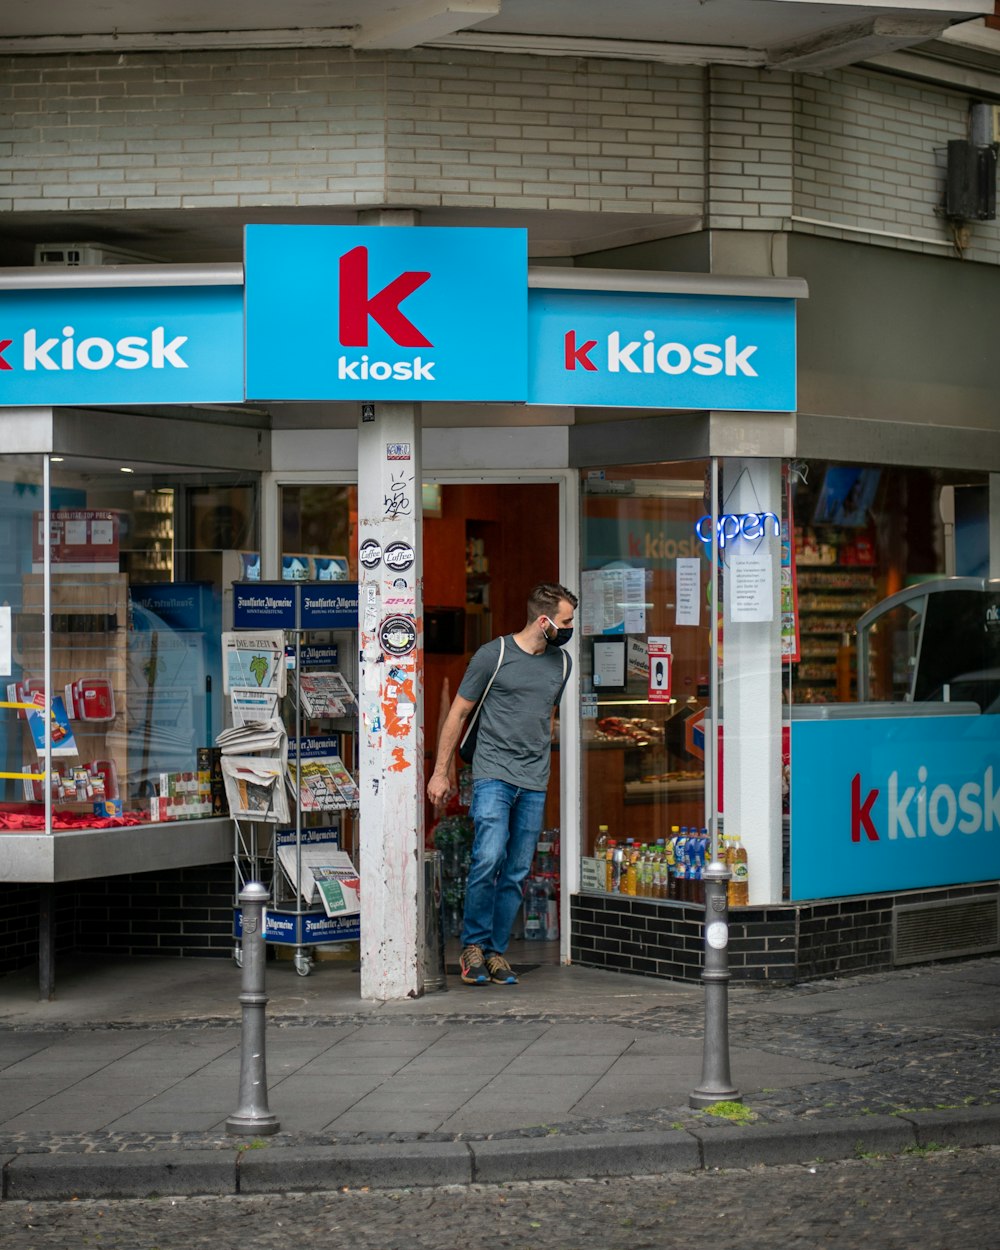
{"left": 458, "top": 634, "right": 570, "bottom": 791}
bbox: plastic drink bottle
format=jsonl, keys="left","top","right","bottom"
{"left": 625, "top": 843, "right": 639, "bottom": 896}
{"left": 654, "top": 840, "right": 667, "bottom": 898}
{"left": 728, "top": 832, "right": 749, "bottom": 906}
{"left": 674, "top": 829, "right": 689, "bottom": 901}
{"left": 595, "top": 825, "right": 608, "bottom": 860}
{"left": 666, "top": 829, "right": 678, "bottom": 898}
{"left": 605, "top": 839, "right": 617, "bottom": 892}
{"left": 544, "top": 881, "right": 559, "bottom": 940}
{"left": 612, "top": 841, "right": 625, "bottom": 893}
{"left": 523, "top": 880, "right": 545, "bottom": 940}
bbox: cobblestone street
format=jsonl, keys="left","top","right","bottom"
{"left": 1, "top": 1146, "right": 995, "bottom": 1249}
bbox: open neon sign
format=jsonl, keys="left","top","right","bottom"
{"left": 695, "top": 511, "right": 780, "bottom": 549}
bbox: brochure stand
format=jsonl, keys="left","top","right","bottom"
{"left": 228, "top": 582, "right": 360, "bottom": 977}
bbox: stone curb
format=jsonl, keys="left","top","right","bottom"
{"left": 5, "top": 1107, "right": 1000, "bottom": 1201}
{"left": 238, "top": 1142, "right": 472, "bottom": 1193}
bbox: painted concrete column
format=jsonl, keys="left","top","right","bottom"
{"left": 720, "top": 457, "right": 783, "bottom": 905}
{"left": 357, "top": 402, "right": 425, "bottom": 1001}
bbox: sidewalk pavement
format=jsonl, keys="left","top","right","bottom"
{"left": 2, "top": 943, "right": 1000, "bottom": 1199}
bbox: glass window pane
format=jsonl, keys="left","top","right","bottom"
{"left": 580, "top": 463, "right": 709, "bottom": 897}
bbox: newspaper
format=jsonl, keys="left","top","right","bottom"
{"left": 298, "top": 672, "right": 356, "bottom": 718}
{"left": 222, "top": 630, "right": 287, "bottom": 697}
{"left": 221, "top": 755, "right": 289, "bottom": 823}
{"left": 276, "top": 846, "right": 359, "bottom": 915}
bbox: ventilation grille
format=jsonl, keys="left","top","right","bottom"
{"left": 893, "top": 897, "right": 999, "bottom": 966}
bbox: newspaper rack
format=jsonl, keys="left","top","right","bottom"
{"left": 228, "top": 582, "right": 360, "bottom": 977}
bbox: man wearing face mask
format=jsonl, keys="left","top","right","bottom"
{"left": 427, "top": 582, "right": 577, "bottom": 986}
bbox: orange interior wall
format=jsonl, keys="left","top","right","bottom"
{"left": 423, "top": 481, "right": 560, "bottom": 798}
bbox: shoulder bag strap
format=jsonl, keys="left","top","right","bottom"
{"left": 461, "top": 636, "right": 505, "bottom": 740}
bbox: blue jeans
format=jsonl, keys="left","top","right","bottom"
{"left": 461, "top": 779, "right": 546, "bottom": 954}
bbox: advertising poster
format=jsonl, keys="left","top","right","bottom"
{"left": 647, "top": 637, "right": 672, "bottom": 703}
{"left": 32, "top": 509, "right": 119, "bottom": 573}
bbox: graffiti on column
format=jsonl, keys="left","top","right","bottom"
{"left": 384, "top": 470, "right": 413, "bottom": 520}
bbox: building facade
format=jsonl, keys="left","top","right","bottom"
{"left": 2, "top": 4, "right": 1000, "bottom": 991}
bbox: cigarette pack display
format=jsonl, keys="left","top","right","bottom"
{"left": 64, "top": 677, "right": 116, "bottom": 721}
{"left": 92, "top": 759, "right": 119, "bottom": 799}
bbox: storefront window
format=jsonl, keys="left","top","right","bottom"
{"left": 280, "top": 484, "right": 357, "bottom": 580}
{"left": 788, "top": 463, "right": 991, "bottom": 705}
{"left": 578, "top": 463, "right": 710, "bottom": 898}
{"left": 786, "top": 461, "right": 997, "bottom": 904}
{"left": 0, "top": 454, "right": 257, "bottom": 832}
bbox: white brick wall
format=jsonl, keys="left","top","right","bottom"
{"left": 707, "top": 67, "right": 795, "bottom": 232}
{"left": 0, "top": 48, "right": 706, "bottom": 219}
{"left": 1, "top": 47, "right": 998, "bottom": 266}
{"left": 793, "top": 67, "right": 1000, "bottom": 266}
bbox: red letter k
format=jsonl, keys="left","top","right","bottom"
{"left": 851, "top": 773, "right": 879, "bottom": 842}
{"left": 339, "top": 246, "right": 431, "bottom": 348}
{"left": 0, "top": 339, "right": 12, "bottom": 371}
{"left": 564, "top": 330, "right": 597, "bottom": 371}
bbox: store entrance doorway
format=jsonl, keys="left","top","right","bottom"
{"left": 423, "top": 481, "right": 563, "bottom": 972}
{"left": 278, "top": 477, "right": 565, "bottom": 975}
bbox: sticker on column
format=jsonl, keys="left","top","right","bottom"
{"left": 384, "top": 586, "right": 416, "bottom": 612}
{"left": 648, "top": 636, "right": 672, "bottom": 703}
{"left": 707, "top": 921, "right": 728, "bottom": 950}
{"left": 359, "top": 538, "right": 382, "bottom": 570}
{"left": 362, "top": 698, "right": 382, "bottom": 749}
{"left": 363, "top": 583, "right": 380, "bottom": 633}
{"left": 383, "top": 541, "right": 414, "bottom": 574}
{"left": 362, "top": 640, "right": 381, "bottom": 692}
{"left": 386, "top": 442, "right": 411, "bottom": 461}
{"left": 379, "top": 615, "right": 417, "bottom": 657}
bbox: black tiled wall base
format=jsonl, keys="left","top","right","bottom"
{"left": 571, "top": 882, "right": 999, "bottom": 983}
{"left": 1, "top": 863, "right": 234, "bottom": 974}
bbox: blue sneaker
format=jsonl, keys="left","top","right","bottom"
{"left": 485, "top": 952, "right": 518, "bottom": 985}
{"left": 460, "top": 944, "right": 489, "bottom": 985}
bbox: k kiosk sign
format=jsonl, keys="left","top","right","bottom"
{"left": 0, "top": 285, "right": 243, "bottom": 405}
{"left": 244, "top": 225, "right": 529, "bottom": 402}
{"left": 528, "top": 286, "right": 797, "bottom": 411}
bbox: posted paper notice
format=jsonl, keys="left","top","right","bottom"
{"left": 729, "top": 554, "right": 774, "bottom": 623}
{"left": 675, "top": 558, "right": 701, "bottom": 627}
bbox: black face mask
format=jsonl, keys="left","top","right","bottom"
{"left": 544, "top": 622, "right": 574, "bottom": 648}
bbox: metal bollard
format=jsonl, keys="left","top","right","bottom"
{"left": 226, "top": 882, "right": 280, "bottom": 1135}
{"left": 689, "top": 858, "right": 741, "bottom": 1109}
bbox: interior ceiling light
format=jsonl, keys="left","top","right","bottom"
{"left": 120, "top": 466, "right": 134, "bottom": 474}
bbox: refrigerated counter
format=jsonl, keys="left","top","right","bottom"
{"left": 789, "top": 697, "right": 998, "bottom": 901}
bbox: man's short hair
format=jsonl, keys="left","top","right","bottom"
{"left": 527, "top": 582, "right": 578, "bottom": 621}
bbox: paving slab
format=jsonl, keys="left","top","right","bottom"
{"left": 2, "top": 951, "right": 1000, "bottom": 1198}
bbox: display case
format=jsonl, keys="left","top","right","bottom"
{"left": 584, "top": 697, "right": 706, "bottom": 848}
{"left": 793, "top": 526, "right": 879, "bottom": 701}
{"left": 121, "top": 488, "right": 175, "bottom": 582}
